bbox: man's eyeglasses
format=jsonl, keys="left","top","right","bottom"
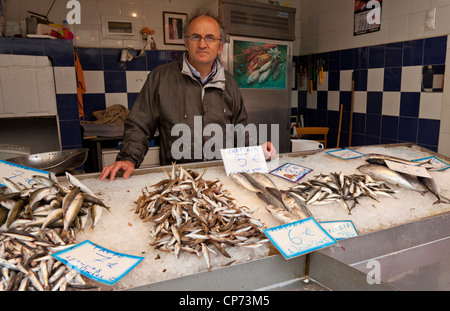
{"left": 186, "top": 34, "right": 221, "bottom": 43}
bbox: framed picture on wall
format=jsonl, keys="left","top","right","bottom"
{"left": 163, "top": 11, "right": 187, "bottom": 45}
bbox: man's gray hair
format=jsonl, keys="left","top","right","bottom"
{"left": 183, "top": 10, "right": 227, "bottom": 43}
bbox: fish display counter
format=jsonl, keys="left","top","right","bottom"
{"left": 2, "top": 143, "right": 449, "bottom": 291}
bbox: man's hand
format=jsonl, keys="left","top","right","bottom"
{"left": 99, "top": 160, "right": 135, "bottom": 181}
{"left": 262, "top": 141, "right": 277, "bottom": 160}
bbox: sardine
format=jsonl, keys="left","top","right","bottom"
{"left": 63, "top": 192, "right": 84, "bottom": 231}
{"left": 229, "top": 173, "right": 261, "bottom": 192}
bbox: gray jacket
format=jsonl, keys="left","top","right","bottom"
{"left": 117, "top": 52, "right": 249, "bottom": 167}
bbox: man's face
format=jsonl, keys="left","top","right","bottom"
{"left": 184, "top": 15, "right": 223, "bottom": 69}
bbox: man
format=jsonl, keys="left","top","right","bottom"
{"left": 99, "top": 11, "right": 276, "bottom": 181}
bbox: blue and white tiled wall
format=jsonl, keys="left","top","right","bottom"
{"left": 74, "top": 48, "right": 183, "bottom": 121}
{"left": 293, "top": 35, "right": 447, "bottom": 152}
{"left": 0, "top": 37, "right": 81, "bottom": 150}
{"left": 0, "top": 37, "right": 183, "bottom": 150}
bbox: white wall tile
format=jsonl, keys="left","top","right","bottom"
{"left": 340, "top": 70, "right": 353, "bottom": 91}
{"left": 327, "top": 91, "right": 340, "bottom": 111}
{"left": 382, "top": 92, "right": 401, "bottom": 116}
{"left": 354, "top": 91, "right": 367, "bottom": 113}
{"left": 53, "top": 67, "right": 77, "bottom": 94}
{"left": 437, "top": 132, "right": 450, "bottom": 157}
{"left": 388, "top": 15, "right": 408, "bottom": 42}
{"left": 440, "top": 105, "right": 450, "bottom": 133}
{"left": 317, "top": 71, "right": 328, "bottom": 91}
{"left": 73, "top": 24, "right": 101, "bottom": 47}
{"left": 105, "top": 93, "right": 128, "bottom": 108}
{"left": 83, "top": 71, "right": 105, "bottom": 94}
{"left": 420, "top": 92, "right": 443, "bottom": 119}
{"left": 367, "top": 68, "right": 384, "bottom": 91}
{"left": 401, "top": 66, "right": 422, "bottom": 92}
{"left": 306, "top": 91, "right": 317, "bottom": 109}
{"left": 291, "top": 90, "right": 298, "bottom": 108}
{"left": 126, "top": 71, "right": 148, "bottom": 93}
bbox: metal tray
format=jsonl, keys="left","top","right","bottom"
{"left": 7, "top": 148, "right": 89, "bottom": 175}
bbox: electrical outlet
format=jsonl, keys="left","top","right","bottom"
{"left": 425, "top": 8, "right": 436, "bottom": 30}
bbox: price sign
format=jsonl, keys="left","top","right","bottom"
{"left": 413, "top": 156, "right": 450, "bottom": 171}
{"left": 384, "top": 159, "right": 432, "bottom": 178}
{"left": 0, "top": 160, "right": 49, "bottom": 188}
{"left": 52, "top": 240, "right": 144, "bottom": 285}
{"left": 319, "top": 220, "right": 359, "bottom": 240}
{"left": 269, "top": 163, "right": 312, "bottom": 182}
{"left": 220, "top": 146, "right": 268, "bottom": 175}
{"left": 264, "top": 218, "right": 337, "bottom": 259}
{"left": 326, "top": 148, "right": 364, "bottom": 160}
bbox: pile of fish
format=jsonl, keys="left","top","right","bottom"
{"left": 289, "top": 172, "right": 398, "bottom": 215}
{"left": 0, "top": 227, "right": 97, "bottom": 291}
{"left": 230, "top": 172, "right": 313, "bottom": 224}
{"left": 134, "top": 164, "right": 269, "bottom": 271}
{"left": 360, "top": 153, "right": 450, "bottom": 205}
{"left": 0, "top": 173, "right": 109, "bottom": 232}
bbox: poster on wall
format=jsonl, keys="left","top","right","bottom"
{"left": 354, "top": 0, "right": 382, "bottom": 36}
{"left": 231, "top": 38, "right": 288, "bottom": 90}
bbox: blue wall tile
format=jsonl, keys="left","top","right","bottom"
{"left": 82, "top": 94, "right": 106, "bottom": 120}
{"left": 0, "top": 37, "right": 12, "bottom": 54}
{"left": 75, "top": 47, "right": 103, "bottom": 70}
{"left": 328, "top": 71, "right": 340, "bottom": 90}
{"left": 126, "top": 52, "right": 147, "bottom": 71}
{"left": 11, "top": 38, "right": 45, "bottom": 55}
{"left": 127, "top": 93, "right": 139, "bottom": 110}
{"left": 44, "top": 40, "right": 74, "bottom": 67}
{"left": 381, "top": 115, "right": 398, "bottom": 140}
{"left": 104, "top": 71, "right": 127, "bottom": 93}
{"left": 328, "top": 50, "right": 340, "bottom": 71}
{"left": 147, "top": 50, "right": 167, "bottom": 70}
{"left": 103, "top": 48, "right": 125, "bottom": 71}
{"left": 384, "top": 67, "right": 402, "bottom": 91}
{"left": 340, "top": 48, "right": 354, "bottom": 70}
{"left": 417, "top": 119, "right": 440, "bottom": 146}
{"left": 352, "top": 113, "right": 366, "bottom": 134}
{"left": 56, "top": 94, "right": 79, "bottom": 120}
{"left": 354, "top": 69, "right": 367, "bottom": 91}
{"left": 354, "top": 47, "right": 369, "bottom": 69}
{"left": 385, "top": 42, "right": 403, "bottom": 67}
{"left": 366, "top": 114, "right": 381, "bottom": 137}
{"left": 365, "top": 135, "right": 380, "bottom": 145}
{"left": 398, "top": 117, "right": 418, "bottom": 142}
{"left": 400, "top": 92, "right": 420, "bottom": 117}
{"left": 423, "top": 36, "right": 447, "bottom": 65}
{"left": 367, "top": 92, "right": 383, "bottom": 114}
{"left": 317, "top": 91, "right": 328, "bottom": 110}
{"left": 369, "top": 44, "right": 385, "bottom": 68}
{"left": 59, "top": 120, "right": 82, "bottom": 147}
{"left": 403, "top": 39, "right": 423, "bottom": 66}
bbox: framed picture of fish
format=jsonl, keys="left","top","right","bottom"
{"left": 163, "top": 11, "right": 187, "bottom": 45}
{"left": 230, "top": 37, "right": 288, "bottom": 89}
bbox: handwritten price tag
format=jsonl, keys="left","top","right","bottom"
{"left": 52, "top": 240, "right": 144, "bottom": 285}
{"left": 220, "top": 146, "right": 268, "bottom": 175}
{"left": 384, "top": 159, "right": 431, "bottom": 178}
{"left": 326, "top": 148, "right": 364, "bottom": 160}
{"left": 264, "top": 218, "right": 337, "bottom": 259}
{"left": 319, "top": 220, "right": 359, "bottom": 240}
{"left": 269, "top": 163, "right": 312, "bottom": 182}
{"left": 0, "top": 160, "right": 49, "bottom": 188}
